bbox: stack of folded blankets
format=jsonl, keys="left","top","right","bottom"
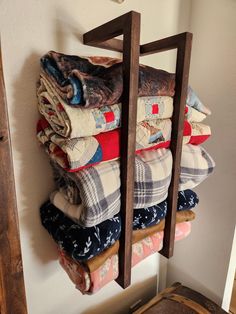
{"left": 37, "top": 51, "right": 215, "bottom": 294}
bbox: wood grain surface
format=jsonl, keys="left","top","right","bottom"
{"left": 0, "top": 44, "right": 27, "bottom": 313}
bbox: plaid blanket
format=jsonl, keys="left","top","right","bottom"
{"left": 40, "top": 52, "right": 175, "bottom": 107}
{"left": 50, "top": 189, "right": 199, "bottom": 227}
{"left": 37, "top": 76, "right": 207, "bottom": 139}
{"left": 37, "top": 118, "right": 211, "bottom": 171}
{"left": 52, "top": 148, "right": 172, "bottom": 214}
{"left": 52, "top": 145, "right": 215, "bottom": 221}
{"left": 179, "top": 144, "right": 215, "bottom": 188}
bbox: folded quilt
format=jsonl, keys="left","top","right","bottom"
{"left": 40, "top": 52, "right": 176, "bottom": 107}
{"left": 85, "top": 241, "right": 120, "bottom": 273}
{"left": 132, "top": 210, "right": 195, "bottom": 244}
{"left": 50, "top": 190, "right": 199, "bottom": 230}
{"left": 86, "top": 210, "right": 195, "bottom": 273}
{"left": 40, "top": 201, "right": 121, "bottom": 261}
{"left": 50, "top": 188, "right": 198, "bottom": 228}
{"left": 37, "top": 77, "right": 207, "bottom": 139}
{"left": 58, "top": 222, "right": 191, "bottom": 294}
{"left": 179, "top": 144, "right": 215, "bottom": 189}
{"left": 52, "top": 145, "right": 214, "bottom": 212}
{"left": 132, "top": 193, "right": 197, "bottom": 230}
{"left": 187, "top": 86, "right": 211, "bottom": 116}
{"left": 40, "top": 52, "right": 211, "bottom": 117}
{"left": 37, "top": 117, "right": 211, "bottom": 171}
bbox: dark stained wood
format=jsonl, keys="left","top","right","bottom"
{"left": 83, "top": 12, "right": 130, "bottom": 45}
{"left": 83, "top": 31, "right": 190, "bottom": 56}
{"left": 84, "top": 11, "right": 140, "bottom": 289}
{"left": 0, "top": 45, "right": 28, "bottom": 313}
{"left": 160, "top": 32, "right": 192, "bottom": 258}
{"left": 116, "top": 11, "right": 140, "bottom": 288}
{"left": 140, "top": 32, "right": 189, "bottom": 55}
{"left": 84, "top": 38, "right": 123, "bottom": 53}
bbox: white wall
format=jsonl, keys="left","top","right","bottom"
{"left": 0, "top": 0, "right": 191, "bottom": 313}
{"left": 222, "top": 226, "right": 236, "bottom": 310}
{"left": 167, "top": 0, "right": 236, "bottom": 307}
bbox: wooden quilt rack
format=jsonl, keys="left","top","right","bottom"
{"left": 83, "top": 11, "right": 192, "bottom": 289}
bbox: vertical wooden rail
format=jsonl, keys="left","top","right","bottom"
{"left": 118, "top": 12, "right": 140, "bottom": 288}
{"left": 84, "top": 11, "right": 140, "bottom": 288}
{"left": 141, "top": 33, "right": 192, "bottom": 257}
{"left": 140, "top": 33, "right": 192, "bottom": 257}
{"left": 0, "top": 45, "right": 27, "bottom": 312}
{"left": 160, "top": 33, "right": 192, "bottom": 257}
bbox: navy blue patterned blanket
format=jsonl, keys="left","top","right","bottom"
{"left": 40, "top": 190, "right": 198, "bottom": 261}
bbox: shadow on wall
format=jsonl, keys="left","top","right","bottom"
{"left": 11, "top": 8, "right": 87, "bottom": 267}
{"left": 12, "top": 51, "right": 58, "bottom": 265}
{"left": 81, "top": 276, "right": 157, "bottom": 314}
{"left": 54, "top": 6, "right": 85, "bottom": 52}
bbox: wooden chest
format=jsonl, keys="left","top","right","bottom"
{"left": 133, "top": 283, "right": 228, "bottom": 314}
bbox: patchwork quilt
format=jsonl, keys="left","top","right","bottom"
{"left": 37, "top": 117, "right": 211, "bottom": 171}
{"left": 38, "top": 77, "right": 207, "bottom": 139}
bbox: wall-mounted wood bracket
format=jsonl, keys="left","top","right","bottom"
{"left": 83, "top": 11, "right": 192, "bottom": 289}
